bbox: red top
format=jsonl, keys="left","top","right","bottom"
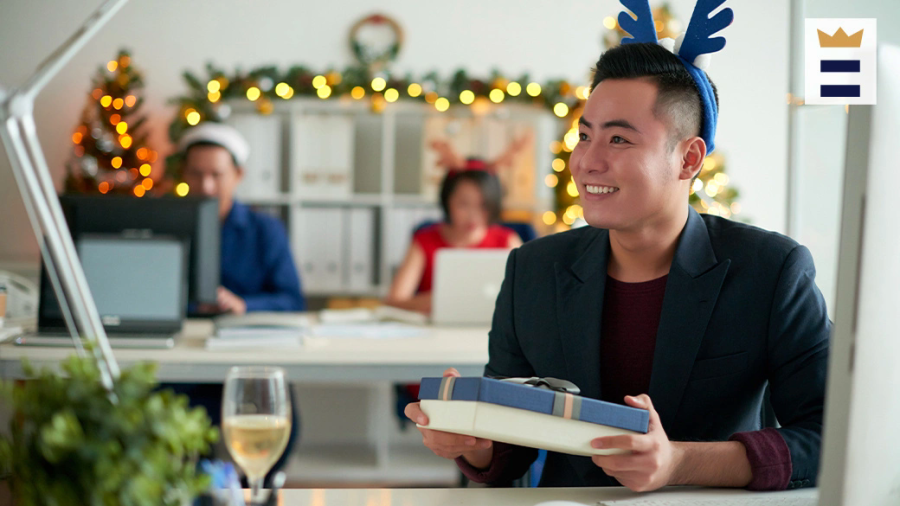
{"left": 455, "top": 273, "right": 793, "bottom": 491}
{"left": 413, "top": 223, "right": 516, "bottom": 293}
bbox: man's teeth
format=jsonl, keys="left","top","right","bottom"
{"left": 585, "top": 185, "right": 619, "bottom": 195}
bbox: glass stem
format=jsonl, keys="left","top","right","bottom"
{"left": 249, "top": 477, "right": 264, "bottom": 506}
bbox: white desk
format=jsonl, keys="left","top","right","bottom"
{"left": 276, "top": 487, "right": 818, "bottom": 505}
{"left": 0, "top": 318, "right": 490, "bottom": 382}
{"left": 0, "top": 317, "right": 489, "bottom": 486}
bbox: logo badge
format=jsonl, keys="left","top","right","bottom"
{"left": 805, "top": 19, "right": 877, "bottom": 105}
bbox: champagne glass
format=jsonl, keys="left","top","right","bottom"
{"left": 222, "top": 366, "right": 291, "bottom": 504}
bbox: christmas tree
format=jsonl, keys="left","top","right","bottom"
{"left": 546, "top": 3, "right": 741, "bottom": 228}
{"left": 65, "top": 50, "right": 159, "bottom": 197}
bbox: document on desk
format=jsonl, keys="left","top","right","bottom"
{"left": 205, "top": 335, "right": 304, "bottom": 350}
{"left": 598, "top": 496, "right": 816, "bottom": 506}
{"left": 310, "top": 322, "right": 428, "bottom": 339}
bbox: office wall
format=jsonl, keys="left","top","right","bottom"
{"left": 1, "top": 0, "right": 794, "bottom": 266}
{"left": 790, "top": 0, "right": 900, "bottom": 313}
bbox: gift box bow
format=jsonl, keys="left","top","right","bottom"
{"left": 437, "top": 376, "right": 586, "bottom": 420}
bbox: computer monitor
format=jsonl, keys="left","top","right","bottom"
{"left": 37, "top": 234, "right": 188, "bottom": 335}
{"left": 818, "top": 43, "right": 900, "bottom": 506}
{"left": 55, "top": 195, "right": 220, "bottom": 305}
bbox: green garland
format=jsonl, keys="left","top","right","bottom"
{"left": 166, "top": 63, "right": 587, "bottom": 179}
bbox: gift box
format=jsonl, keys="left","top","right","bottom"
{"left": 417, "top": 376, "right": 649, "bottom": 456}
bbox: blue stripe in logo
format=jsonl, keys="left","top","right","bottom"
{"left": 821, "top": 85, "right": 861, "bottom": 97}
{"left": 820, "top": 60, "right": 861, "bottom": 72}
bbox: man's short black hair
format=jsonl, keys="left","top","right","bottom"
{"left": 182, "top": 140, "right": 240, "bottom": 168}
{"left": 590, "top": 42, "right": 719, "bottom": 154}
{"left": 439, "top": 168, "right": 503, "bottom": 225}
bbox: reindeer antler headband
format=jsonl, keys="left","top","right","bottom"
{"left": 617, "top": 0, "right": 733, "bottom": 153}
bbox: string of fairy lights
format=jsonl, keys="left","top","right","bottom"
{"left": 66, "top": 50, "right": 162, "bottom": 197}
{"left": 68, "top": 8, "right": 740, "bottom": 226}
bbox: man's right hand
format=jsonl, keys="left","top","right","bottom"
{"left": 404, "top": 367, "right": 495, "bottom": 470}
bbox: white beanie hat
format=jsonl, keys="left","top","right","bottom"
{"left": 177, "top": 123, "right": 250, "bottom": 166}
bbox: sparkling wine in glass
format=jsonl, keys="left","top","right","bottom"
{"left": 222, "top": 366, "right": 291, "bottom": 503}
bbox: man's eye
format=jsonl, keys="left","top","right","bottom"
{"left": 579, "top": 133, "right": 589, "bottom": 141}
{"left": 611, "top": 136, "right": 628, "bottom": 144}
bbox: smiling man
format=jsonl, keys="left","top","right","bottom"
{"left": 406, "top": 39, "right": 830, "bottom": 491}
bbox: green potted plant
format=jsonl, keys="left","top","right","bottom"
{"left": 0, "top": 353, "right": 218, "bottom": 506}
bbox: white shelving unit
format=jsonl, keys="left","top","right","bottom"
{"left": 226, "top": 98, "right": 559, "bottom": 298}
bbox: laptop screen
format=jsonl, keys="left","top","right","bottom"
{"left": 39, "top": 235, "right": 187, "bottom": 333}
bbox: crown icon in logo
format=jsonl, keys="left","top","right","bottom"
{"left": 817, "top": 27, "right": 864, "bottom": 48}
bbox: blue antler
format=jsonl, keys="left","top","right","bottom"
{"left": 677, "top": 0, "right": 734, "bottom": 64}
{"left": 618, "top": 0, "right": 658, "bottom": 45}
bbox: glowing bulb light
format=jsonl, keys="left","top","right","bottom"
{"left": 408, "top": 83, "right": 423, "bottom": 97}
{"left": 351, "top": 86, "right": 366, "bottom": 99}
{"left": 489, "top": 89, "right": 505, "bottom": 103}
{"left": 507, "top": 82, "right": 522, "bottom": 96}
{"left": 542, "top": 211, "right": 557, "bottom": 225}
{"left": 246, "top": 87, "right": 261, "bottom": 101}
{"left": 384, "top": 88, "right": 399, "bottom": 103}
{"left": 460, "top": 90, "right": 475, "bottom": 105}
{"left": 554, "top": 103, "right": 570, "bottom": 118}
{"left": 317, "top": 85, "right": 332, "bottom": 99}
{"left": 435, "top": 97, "right": 450, "bottom": 112}
{"left": 312, "top": 75, "right": 327, "bottom": 89}
{"left": 176, "top": 182, "right": 190, "bottom": 197}
{"left": 526, "top": 83, "right": 542, "bottom": 97}
{"left": 208, "top": 80, "right": 221, "bottom": 93}
{"left": 371, "top": 77, "right": 387, "bottom": 92}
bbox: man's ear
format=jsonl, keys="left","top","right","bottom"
{"left": 679, "top": 137, "right": 707, "bottom": 181}
{"left": 234, "top": 165, "right": 245, "bottom": 182}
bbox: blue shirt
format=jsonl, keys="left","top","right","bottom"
{"left": 220, "top": 202, "right": 305, "bottom": 311}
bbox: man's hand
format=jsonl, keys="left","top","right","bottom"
{"left": 404, "top": 367, "right": 494, "bottom": 469}
{"left": 216, "top": 286, "right": 247, "bottom": 315}
{"left": 590, "top": 394, "right": 683, "bottom": 492}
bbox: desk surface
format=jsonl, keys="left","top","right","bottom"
{"left": 0, "top": 318, "right": 490, "bottom": 382}
{"left": 276, "top": 487, "right": 818, "bottom": 506}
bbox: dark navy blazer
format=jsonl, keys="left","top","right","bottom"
{"left": 485, "top": 207, "right": 830, "bottom": 488}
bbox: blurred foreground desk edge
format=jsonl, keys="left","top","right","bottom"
{"left": 277, "top": 487, "right": 818, "bottom": 505}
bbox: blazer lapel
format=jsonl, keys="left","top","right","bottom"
{"left": 555, "top": 227, "right": 609, "bottom": 401}
{"left": 648, "top": 209, "right": 731, "bottom": 430}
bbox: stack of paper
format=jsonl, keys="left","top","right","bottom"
{"left": 319, "top": 306, "right": 428, "bottom": 325}
{"left": 205, "top": 312, "right": 310, "bottom": 350}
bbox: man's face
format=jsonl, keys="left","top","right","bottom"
{"left": 569, "top": 78, "right": 689, "bottom": 232}
{"left": 182, "top": 145, "right": 242, "bottom": 218}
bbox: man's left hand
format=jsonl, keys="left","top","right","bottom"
{"left": 590, "top": 394, "right": 683, "bottom": 492}
{"left": 217, "top": 286, "right": 247, "bottom": 315}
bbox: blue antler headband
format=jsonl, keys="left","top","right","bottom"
{"left": 617, "top": 0, "right": 733, "bottom": 154}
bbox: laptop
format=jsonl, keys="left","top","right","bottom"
{"left": 17, "top": 234, "right": 188, "bottom": 349}
{"left": 431, "top": 249, "right": 510, "bottom": 326}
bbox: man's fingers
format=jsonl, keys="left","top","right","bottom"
{"left": 404, "top": 402, "right": 428, "bottom": 425}
{"left": 443, "top": 367, "right": 461, "bottom": 378}
{"left": 592, "top": 434, "right": 655, "bottom": 453}
{"left": 591, "top": 453, "right": 643, "bottom": 472}
{"left": 625, "top": 394, "right": 663, "bottom": 429}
